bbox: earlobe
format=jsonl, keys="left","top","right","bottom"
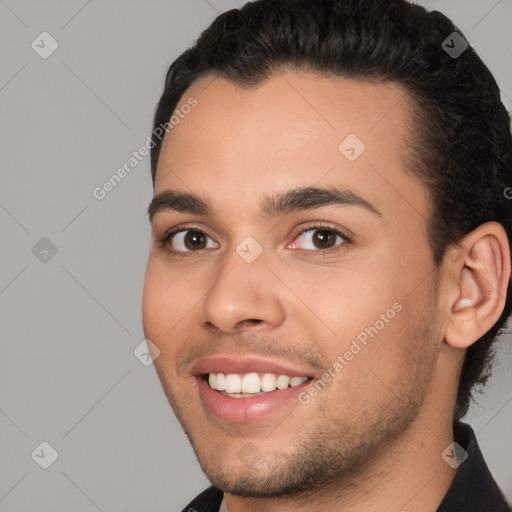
{"left": 445, "top": 223, "right": 511, "bottom": 350}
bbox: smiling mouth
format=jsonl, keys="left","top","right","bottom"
{"left": 203, "top": 372, "right": 312, "bottom": 398}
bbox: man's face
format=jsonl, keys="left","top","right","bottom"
{"left": 142, "top": 72, "right": 445, "bottom": 497}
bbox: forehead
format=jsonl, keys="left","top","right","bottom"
{"left": 155, "top": 72, "right": 429, "bottom": 224}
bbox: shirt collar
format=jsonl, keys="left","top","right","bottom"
{"left": 436, "top": 420, "right": 510, "bottom": 511}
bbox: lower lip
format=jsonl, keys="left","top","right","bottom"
{"left": 196, "top": 376, "right": 310, "bottom": 423}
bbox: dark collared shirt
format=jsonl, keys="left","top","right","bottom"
{"left": 181, "top": 421, "right": 511, "bottom": 511}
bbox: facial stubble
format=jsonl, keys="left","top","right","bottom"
{"left": 180, "top": 301, "right": 440, "bottom": 500}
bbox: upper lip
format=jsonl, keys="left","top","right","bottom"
{"left": 191, "top": 356, "right": 315, "bottom": 378}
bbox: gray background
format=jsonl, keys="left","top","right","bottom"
{"left": 1, "top": 0, "right": 511, "bottom": 510}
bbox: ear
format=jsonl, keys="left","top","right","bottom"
{"left": 444, "top": 222, "right": 511, "bottom": 349}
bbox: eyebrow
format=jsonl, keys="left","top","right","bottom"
{"left": 147, "top": 185, "right": 381, "bottom": 223}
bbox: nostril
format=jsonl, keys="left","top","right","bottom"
{"left": 240, "top": 319, "right": 262, "bottom": 327}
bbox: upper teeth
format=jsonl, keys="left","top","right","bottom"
{"left": 208, "top": 373, "right": 308, "bottom": 394}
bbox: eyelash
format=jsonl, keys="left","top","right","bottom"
{"left": 157, "top": 222, "right": 352, "bottom": 258}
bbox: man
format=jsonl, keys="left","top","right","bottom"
{"left": 142, "top": 0, "right": 512, "bottom": 510}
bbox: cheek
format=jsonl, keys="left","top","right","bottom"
{"left": 142, "top": 257, "right": 213, "bottom": 376}
{"left": 142, "top": 262, "right": 195, "bottom": 397}
{"left": 303, "top": 262, "right": 432, "bottom": 402}
{"left": 292, "top": 264, "right": 400, "bottom": 350}
{"left": 142, "top": 258, "right": 197, "bottom": 332}
{"left": 142, "top": 261, "right": 166, "bottom": 337}
{"left": 309, "top": 306, "right": 420, "bottom": 425}
{"left": 142, "top": 258, "right": 186, "bottom": 345}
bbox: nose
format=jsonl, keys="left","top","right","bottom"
{"left": 198, "top": 251, "right": 286, "bottom": 335}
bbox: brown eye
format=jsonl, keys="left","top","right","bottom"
{"left": 164, "top": 229, "right": 218, "bottom": 253}
{"left": 183, "top": 231, "right": 207, "bottom": 250}
{"left": 311, "top": 230, "right": 337, "bottom": 249}
{"left": 291, "top": 227, "right": 347, "bottom": 251}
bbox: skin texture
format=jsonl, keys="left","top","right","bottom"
{"left": 142, "top": 72, "right": 510, "bottom": 511}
